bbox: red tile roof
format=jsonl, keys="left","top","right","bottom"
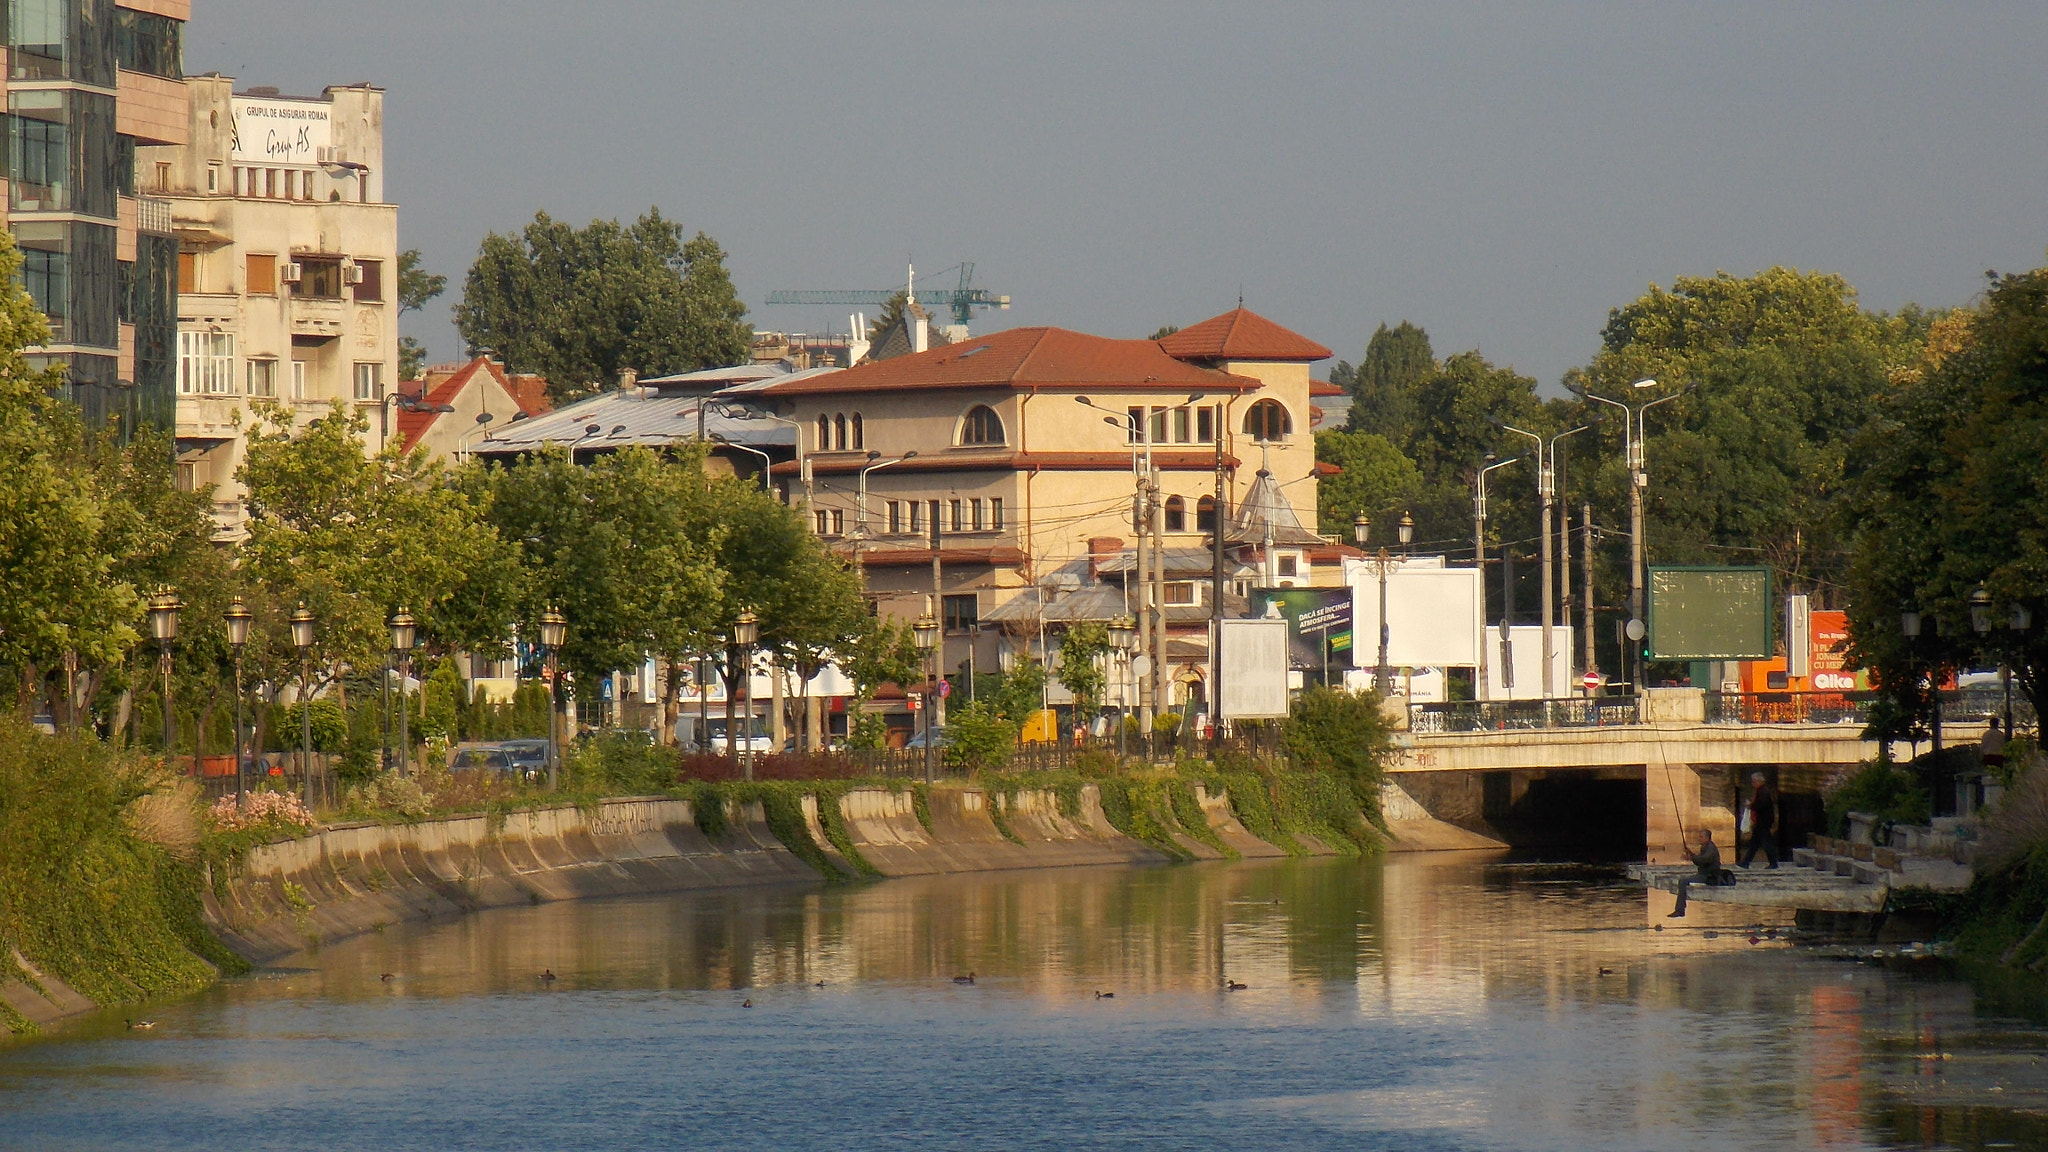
{"left": 396, "top": 357, "right": 554, "bottom": 453}
{"left": 1157, "top": 308, "right": 1333, "bottom": 362}
{"left": 1310, "top": 378, "right": 1345, "bottom": 397}
{"left": 759, "top": 326, "right": 1260, "bottom": 396}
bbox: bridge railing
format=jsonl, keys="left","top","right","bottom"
{"left": 1702, "top": 691, "right": 1876, "bottom": 726}
{"left": 1409, "top": 698, "right": 1641, "bottom": 733}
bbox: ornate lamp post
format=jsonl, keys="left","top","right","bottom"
{"left": 732, "top": 608, "right": 760, "bottom": 781}
{"left": 290, "top": 604, "right": 316, "bottom": 807}
{"left": 1109, "top": 614, "right": 1136, "bottom": 757}
{"left": 224, "top": 597, "right": 253, "bottom": 809}
{"left": 914, "top": 610, "right": 940, "bottom": 785}
{"left": 539, "top": 606, "right": 567, "bottom": 790}
{"left": 388, "top": 608, "right": 418, "bottom": 776}
{"left": 1356, "top": 515, "right": 1401, "bottom": 696}
{"left": 148, "top": 590, "right": 182, "bottom": 757}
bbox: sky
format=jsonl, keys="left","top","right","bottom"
{"left": 188, "top": 1, "right": 2048, "bottom": 389}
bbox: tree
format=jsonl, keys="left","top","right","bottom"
{"left": 1313, "top": 429, "right": 1424, "bottom": 539}
{"left": 396, "top": 248, "right": 446, "bottom": 381}
{"left": 1346, "top": 321, "right": 1432, "bottom": 443}
{"left": 1841, "top": 266, "right": 2048, "bottom": 723}
{"left": 1282, "top": 686, "right": 1395, "bottom": 831}
{"left": 1148, "top": 324, "right": 1181, "bottom": 340}
{"left": 1056, "top": 622, "right": 1112, "bottom": 720}
{"left": 841, "top": 617, "right": 923, "bottom": 749}
{"left": 453, "top": 209, "right": 751, "bottom": 401}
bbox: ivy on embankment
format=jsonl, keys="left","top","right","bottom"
{"left": 686, "top": 780, "right": 881, "bottom": 880}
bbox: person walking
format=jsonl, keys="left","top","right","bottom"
{"left": 1668, "top": 828, "right": 1726, "bottom": 918}
{"left": 1739, "top": 771, "right": 1778, "bottom": 869}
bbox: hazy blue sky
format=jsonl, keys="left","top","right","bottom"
{"left": 189, "top": 2, "right": 2048, "bottom": 387}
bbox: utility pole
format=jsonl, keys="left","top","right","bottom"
{"left": 931, "top": 500, "right": 945, "bottom": 729}
{"left": 1152, "top": 475, "right": 1168, "bottom": 731}
{"left": 1134, "top": 475, "right": 1152, "bottom": 735}
{"left": 1582, "top": 503, "right": 1598, "bottom": 690}
{"left": 1472, "top": 455, "right": 1519, "bottom": 701}
{"left": 1573, "top": 379, "right": 1682, "bottom": 696}
{"left": 1210, "top": 416, "right": 1227, "bottom": 741}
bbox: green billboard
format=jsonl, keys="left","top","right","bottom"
{"left": 1647, "top": 566, "right": 1773, "bottom": 660}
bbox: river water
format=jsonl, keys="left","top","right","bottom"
{"left": 5, "top": 855, "right": 2048, "bottom": 1151}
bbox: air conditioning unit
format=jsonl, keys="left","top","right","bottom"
{"left": 280, "top": 262, "right": 303, "bottom": 283}
{"left": 342, "top": 264, "right": 364, "bottom": 285}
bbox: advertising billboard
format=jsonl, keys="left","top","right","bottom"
{"left": 1346, "top": 559, "right": 1484, "bottom": 668}
{"left": 230, "top": 96, "right": 332, "bottom": 165}
{"left": 1218, "top": 618, "right": 1290, "bottom": 719}
{"left": 1648, "top": 566, "right": 1773, "bottom": 660}
{"left": 1249, "top": 588, "right": 1353, "bottom": 685}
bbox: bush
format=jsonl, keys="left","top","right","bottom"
{"left": 567, "top": 731, "right": 679, "bottom": 794}
{"left": 944, "top": 701, "right": 1016, "bottom": 773}
{"left": 1281, "top": 686, "right": 1395, "bottom": 831}
{"left": 276, "top": 698, "right": 347, "bottom": 754}
{"left": 1823, "top": 758, "right": 1930, "bottom": 837}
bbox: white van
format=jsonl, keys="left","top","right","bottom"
{"left": 676, "top": 714, "right": 777, "bottom": 755}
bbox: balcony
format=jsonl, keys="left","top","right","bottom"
{"left": 288, "top": 295, "right": 346, "bottom": 339}
{"left": 135, "top": 196, "right": 174, "bottom": 238}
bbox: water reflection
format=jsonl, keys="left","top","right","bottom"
{"left": 4, "top": 855, "right": 2048, "bottom": 1151}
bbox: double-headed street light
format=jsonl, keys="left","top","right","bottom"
{"left": 732, "top": 608, "right": 760, "bottom": 780}
{"left": 1472, "top": 455, "right": 1520, "bottom": 699}
{"left": 913, "top": 610, "right": 940, "bottom": 785}
{"left": 148, "top": 589, "right": 182, "bottom": 757}
{"left": 1571, "top": 378, "right": 1683, "bottom": 696}
{"left": 1492, "top": 417, "right": 1601, "bottom": 700}
{"left": 290, "top": 604, "right": 316, "bottom": 807}
{"left": 539, "top": 606, "right": 567, "bottom": 790}
{"left": 224, "top": 597, "right": 253, "bottom": 808}
{"left": 388, "top": 608, "right": 418, "bottom": 777}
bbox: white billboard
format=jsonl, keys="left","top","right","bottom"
{"left": 1483, "top": 625, "right": 1575, "bottom": 700}
{"left": 1218, "top": 618, "right": 1290, "bottom": 719}
{"left": 230, "top": 96, "right": 332, "bottom": 165}
{"left": 1347, "top": 558, "right": 1484, "bottom": 669}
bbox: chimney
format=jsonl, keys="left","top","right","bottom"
{"left": 911, "top": 306, "right": 929, "bottom": 355}
{"left": 1088, "top": 536, "right": 1124, "bottom": 579}
{"left": 618, "top": 366, "right": 639, "bottom": 391}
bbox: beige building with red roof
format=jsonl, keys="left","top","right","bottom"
{"left": 394, "top": 357, "right": 553, "bottom": 462}
{"left": 755, "top": 308, "right": 1338, "bottom": 714}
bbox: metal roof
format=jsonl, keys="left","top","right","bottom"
{"left": 470, "top": 385, "right": 795, "bottom": 456}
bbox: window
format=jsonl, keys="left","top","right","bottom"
{"left": 291, "top": 360, "right": 307, "bottom": 400}
{"left": 292, "top": 257, "right": 342, "bottom": 298}
{"left": 1126, "top": 406, "right": 1144, "bottom": 443}
{"left": 353, "top": 259, "right": 383, "bottom": 303}
{"left": 246, "top": 253, "right": 275, "bottom": 295}
{"left": 1165, "top": 582, "right": 1196, "bottom": 606}
{"left": 927, "top": 499, "right": 941, "bottom": 538}
{"left": 949, "top": 499, "right": 963, "bottom": 532}
{"left": 9, "top": 86, "right": 127, "bottom": 219}
{"left": 1197, "top": 405, "right": 1215, "bottom": 443}
{"left": 1278, "top": 555, "right": 1299, "bottom": 577}
{"left": 17, "top": 220, "right": 114, "bottom": 347}
{"left": 155, "top": 161, "right": 169, "bottom": 192}
{"left": 908, "top": 499, "right": 923, "bottom": 535}
{"left": 990, "top": 498, "right": 1003, "bottom": 530}
{"left": 850, "top": 412, "right": 863, "bottom": 450}
{"left": 959, "top": 404, "right": 1005, "bottom": 445}
{"left": 176, "top": 329, "right": 234, "bottom": 395}
{"left": 353, "top": 361, "right": 383, "bottom": 401}
{"left": 115, "top": 8, "right": 182, "bottom": 78}
{"left": 1164, "top": 495, "right": 1186, "bottom": 533}
{"left": 205, "top": 164, "right": 217, "bottom": 193}
{"left": 1149, "top": 406, "right": 1167, "bottom": 445}
{"left": 173, "top": 461, "right": 196, "bottom": 493}
{"left": 887, "top": 501, "right": 901, "bottom": 534}
{"left": 970, "top": 498, "right": 984, "bottom": 531}
{"left": 816, "top": 509, "right": 830, "bottom": 535}
{"left": 247, "top": 358, "right": 276, "bottom": 397}
{"left": 1173, "top": 407, "right": 1191, "bottom": 444}
{"left": 1196, "top": 495, "right": 1216, "bottom": 532}
{"left": 833, "top": 412, "right": 847, "bottom": 451}
{"left": 817, "top": 412, "right": 830, "bottom": 450}
{"left": 1245, "top": 398, "right": 1291, "bottom": 441}
{"left": 264, "top": 168, "right": 275, "bottom": 198}
{"left": 831, "top": 509, "right": 845, "bottom": 535}
{"left": 943, "top": 594, "right": 979, "bottom": 633}
{"left": 176, "top": 250, "right": 196, "bottom": 294}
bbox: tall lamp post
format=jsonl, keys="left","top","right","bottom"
{"left": 1472, "top": 455, "right": 1519, "bottom": 700}
{"left": 539, "top": 607, "right": 567, "bottom": 789}
{"left": 1571, "top": 378, "right": 1682, "bottom": 695}
{"left": 732, "top": 608, "right": 760, "bottom": 781}
{"left": 1493, "top": 419, "right": 1600, "bottom": 700}
{"left": 290, "top": 604, "right": 316, "bottom": 808}
{"left": 224, "top": 597, "right": 253, "bottom": 809}
{"left": 148, "top": 590, "right": 182, "bottom": 758}
{"left": 1902, "top": 609, "right": 1942, "bottom": 765}
{"left": 914, "top": 610, "right": 940, "bottom": 785}
{"left": 1110, "top": 614, "right": 1136, "bottom": 757}
{"left": 1972, "top": 588, "right": 2034, "bottom": 737}
{"left": 388, "top": 608, "right": 417, "bottom": 776}
{"left": 1355, "top": 514, "right": 1408, "bottom": 697}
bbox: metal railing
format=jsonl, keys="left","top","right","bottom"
{"left": 1409, "top": 687, "right": 2035, "bottom": 735}
{"left": 1409, "top": 698, "right": 1641, "bottom": 733}
{"left": 1703, "top": 691, "right": 1877, "bottom": 726}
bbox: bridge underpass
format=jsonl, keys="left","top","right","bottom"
{"left": 1387, "top": 724, "right": 1887, "bottom": 862}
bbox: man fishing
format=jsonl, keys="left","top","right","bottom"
{"left": 1667, "top": 827, "right": 1730, "bottom": 918}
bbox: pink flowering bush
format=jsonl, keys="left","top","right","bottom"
{"left": 209, "top": 790, "right": 314, "bottom": 832}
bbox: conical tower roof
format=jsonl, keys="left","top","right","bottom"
{"left": 1229, "top": 468, "right": 1326, "bottom": 546}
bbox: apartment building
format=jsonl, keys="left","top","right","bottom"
{"left": 4, "top": 0, "right": 190, "bottom": 431}
{"left": 142, "top": 75, "right": 398, "bottom": 532}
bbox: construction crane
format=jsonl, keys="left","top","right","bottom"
{"left": 766, "top": 263, "right": 1012, "bottom": 327}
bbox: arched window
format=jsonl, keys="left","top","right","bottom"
{"left": 1244, "top": 399, "right": 1291, "bottom": 442}
{"left": 851, "top": 413, "right": 864, "bottom": 450}
{"left": 816, "top": 412, "right": 830, "bottom": 451}
{"left": 833, "top": 413, "right": 847, "bottom": 451}
{"left": 960, "top": 404, "right": 1005, "bottom": 445}
{"left": 1164, "top": 496, "right": 1186, "bottom": 533}
{"left": 1196, "top": 495, "right": 1217, "bottom": 532}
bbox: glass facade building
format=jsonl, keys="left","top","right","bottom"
{"left": 3, "top": 0, "right": 186, "bottom": 435}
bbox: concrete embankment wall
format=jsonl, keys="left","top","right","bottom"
{"left": 836, "top": 785, "right": 1168, "bottom": 873}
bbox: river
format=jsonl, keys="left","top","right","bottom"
{"left": 4, "top": 854, "right": 2048, "bottom": 1151}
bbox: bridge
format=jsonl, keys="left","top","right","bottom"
{"left": 1383, "top": 689, "right": 2005, "bottom": 865}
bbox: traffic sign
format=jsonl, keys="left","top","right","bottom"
{"left": 938, "top": 679, "right": 952, "bottom": 698}
{"left": 1581, "top": 671, "right": 1603, "bottom": 691}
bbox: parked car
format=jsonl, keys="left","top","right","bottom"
{"left": 902, "top": 726, "right": 950, "bottom": 751}
{"left": 500, "top": 739, "right": 550, "bottom": 781}
{"left": 448, "top": 743, "right": 514, "bottom": 773}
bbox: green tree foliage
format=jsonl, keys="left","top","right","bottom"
{"left": 841, "top": 618, "right": 923, "bottom": 750}
{"left": 1056, "top": 622, "right": 1112, "bottom": 718}
{"left": 1841, "top": 265, "right": 2048, "bottom": 721}
{"left": 396, "top": 248, "right": 446, "bottom": 380}
{"left": 454, "top": 209, "right": 750, "bottom": 400}
{"left": 1313, "top": 429, "right": 1424, "bottom": 539}
{"left": 1281, "top": 686, "right": 1394, "bottom": 831}
{"left": 1346, "top": 321, "right": 1433, "bottom": 443}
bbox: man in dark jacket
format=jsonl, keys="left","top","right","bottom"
{"left": 1739, "top": 771, "right": 1778, "bottom": 869}
{"left": 1668, "top": 828, "right": 1727, "bottom": 917}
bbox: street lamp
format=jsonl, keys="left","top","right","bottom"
{"left": 290, "top": 604, "right": 316, "bottom": 808}
{"left": 1900, "top": 607, "right": 1943, "bottom": 765}
{"left": 539, "top": 606, "right": 567, "bottom": 790}
{"left": 224, "top": 597, "right": 253, "bottom": 809}
{"left": 857, "top": 450, "right": 918, "bottom": 538}
{"left": 1492, "top": 418, "right": 1601, "bottom": 700}
{"left": 1356, "top": 514, "right": 1401, "bottom": 697}
{"left": 388, "top": 608, "right": 417, "bottom": 777}
{"left": 1571, "top": 379, "right": 1683, "bottom": 697}
{"left": 732, "top": 608, "right": 760, "bottom": 780}
{"left": 148, "top": 589, "right": 182, "bottom": 758}
{"left": 913, "top": 610, "right": 940, "bottom": 785}
{"left": 1109, "top": 614, "right": 1136, "bottom": 756}
{"left": 1971, "top": 586, "right": 1993, "bottom": 636}
{"left": 709, "top": 433, "right": 774, "bottom": 492}
{"left": 1472, "top": 455, "right": 1520, "bottom": 700}
{"left": 1398, "top": 512, "right": 1414, "bottom": 552}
